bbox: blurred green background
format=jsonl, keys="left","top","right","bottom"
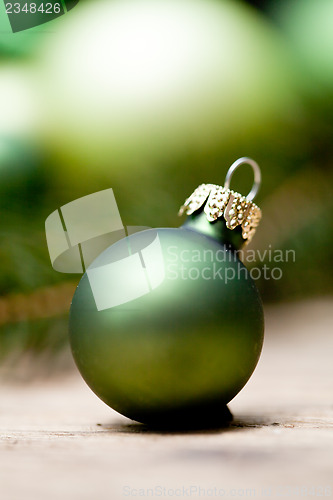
{"left": 0, "top": 0, "right": 332, "bottom": 372}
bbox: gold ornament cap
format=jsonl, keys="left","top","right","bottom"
{"left": 179, "top": 158, "right": 262, "bottom": 244}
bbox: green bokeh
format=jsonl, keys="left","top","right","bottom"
{"left": 0, "top": 0, "right": 332, "bottom": 367}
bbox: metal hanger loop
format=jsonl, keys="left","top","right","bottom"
{"left": 224, "top": 157, "right": 261, "bottom": 201}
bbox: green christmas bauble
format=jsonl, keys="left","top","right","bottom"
{"left": 69, "top": 164, "right": 264, "bottom": 427}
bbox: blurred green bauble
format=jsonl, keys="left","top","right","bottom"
{"left": 274, "top": 0, "right": 333, "bottom": 93}
{"left": 39, "top": 0, "right": 295, "bottom": 181}
{"left": 69, "top": 212, "right": 264, "bottom": 426}
{"left": 0, "top": 137, "right": 47, "bottom": 211}
{"left": 0, "top": 64, "right": 41, "bottom": 207}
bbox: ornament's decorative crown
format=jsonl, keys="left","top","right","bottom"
{"left": 178, "top": 158, "right": 262, "bottom": 243}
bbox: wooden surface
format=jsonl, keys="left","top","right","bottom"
{"left": 0, "top": 299, "right": 332, "bottom": 500}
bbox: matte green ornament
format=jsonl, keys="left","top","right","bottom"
{"left": 69, "top": 158, "right": 264, "bottom": 428}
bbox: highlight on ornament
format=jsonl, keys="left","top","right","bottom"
{"left": 45, "top": 157, "right": 265, "bottom": 429}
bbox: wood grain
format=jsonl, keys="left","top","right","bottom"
{"left": 0, "top": 299, "right": 332, "bottom": 500}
